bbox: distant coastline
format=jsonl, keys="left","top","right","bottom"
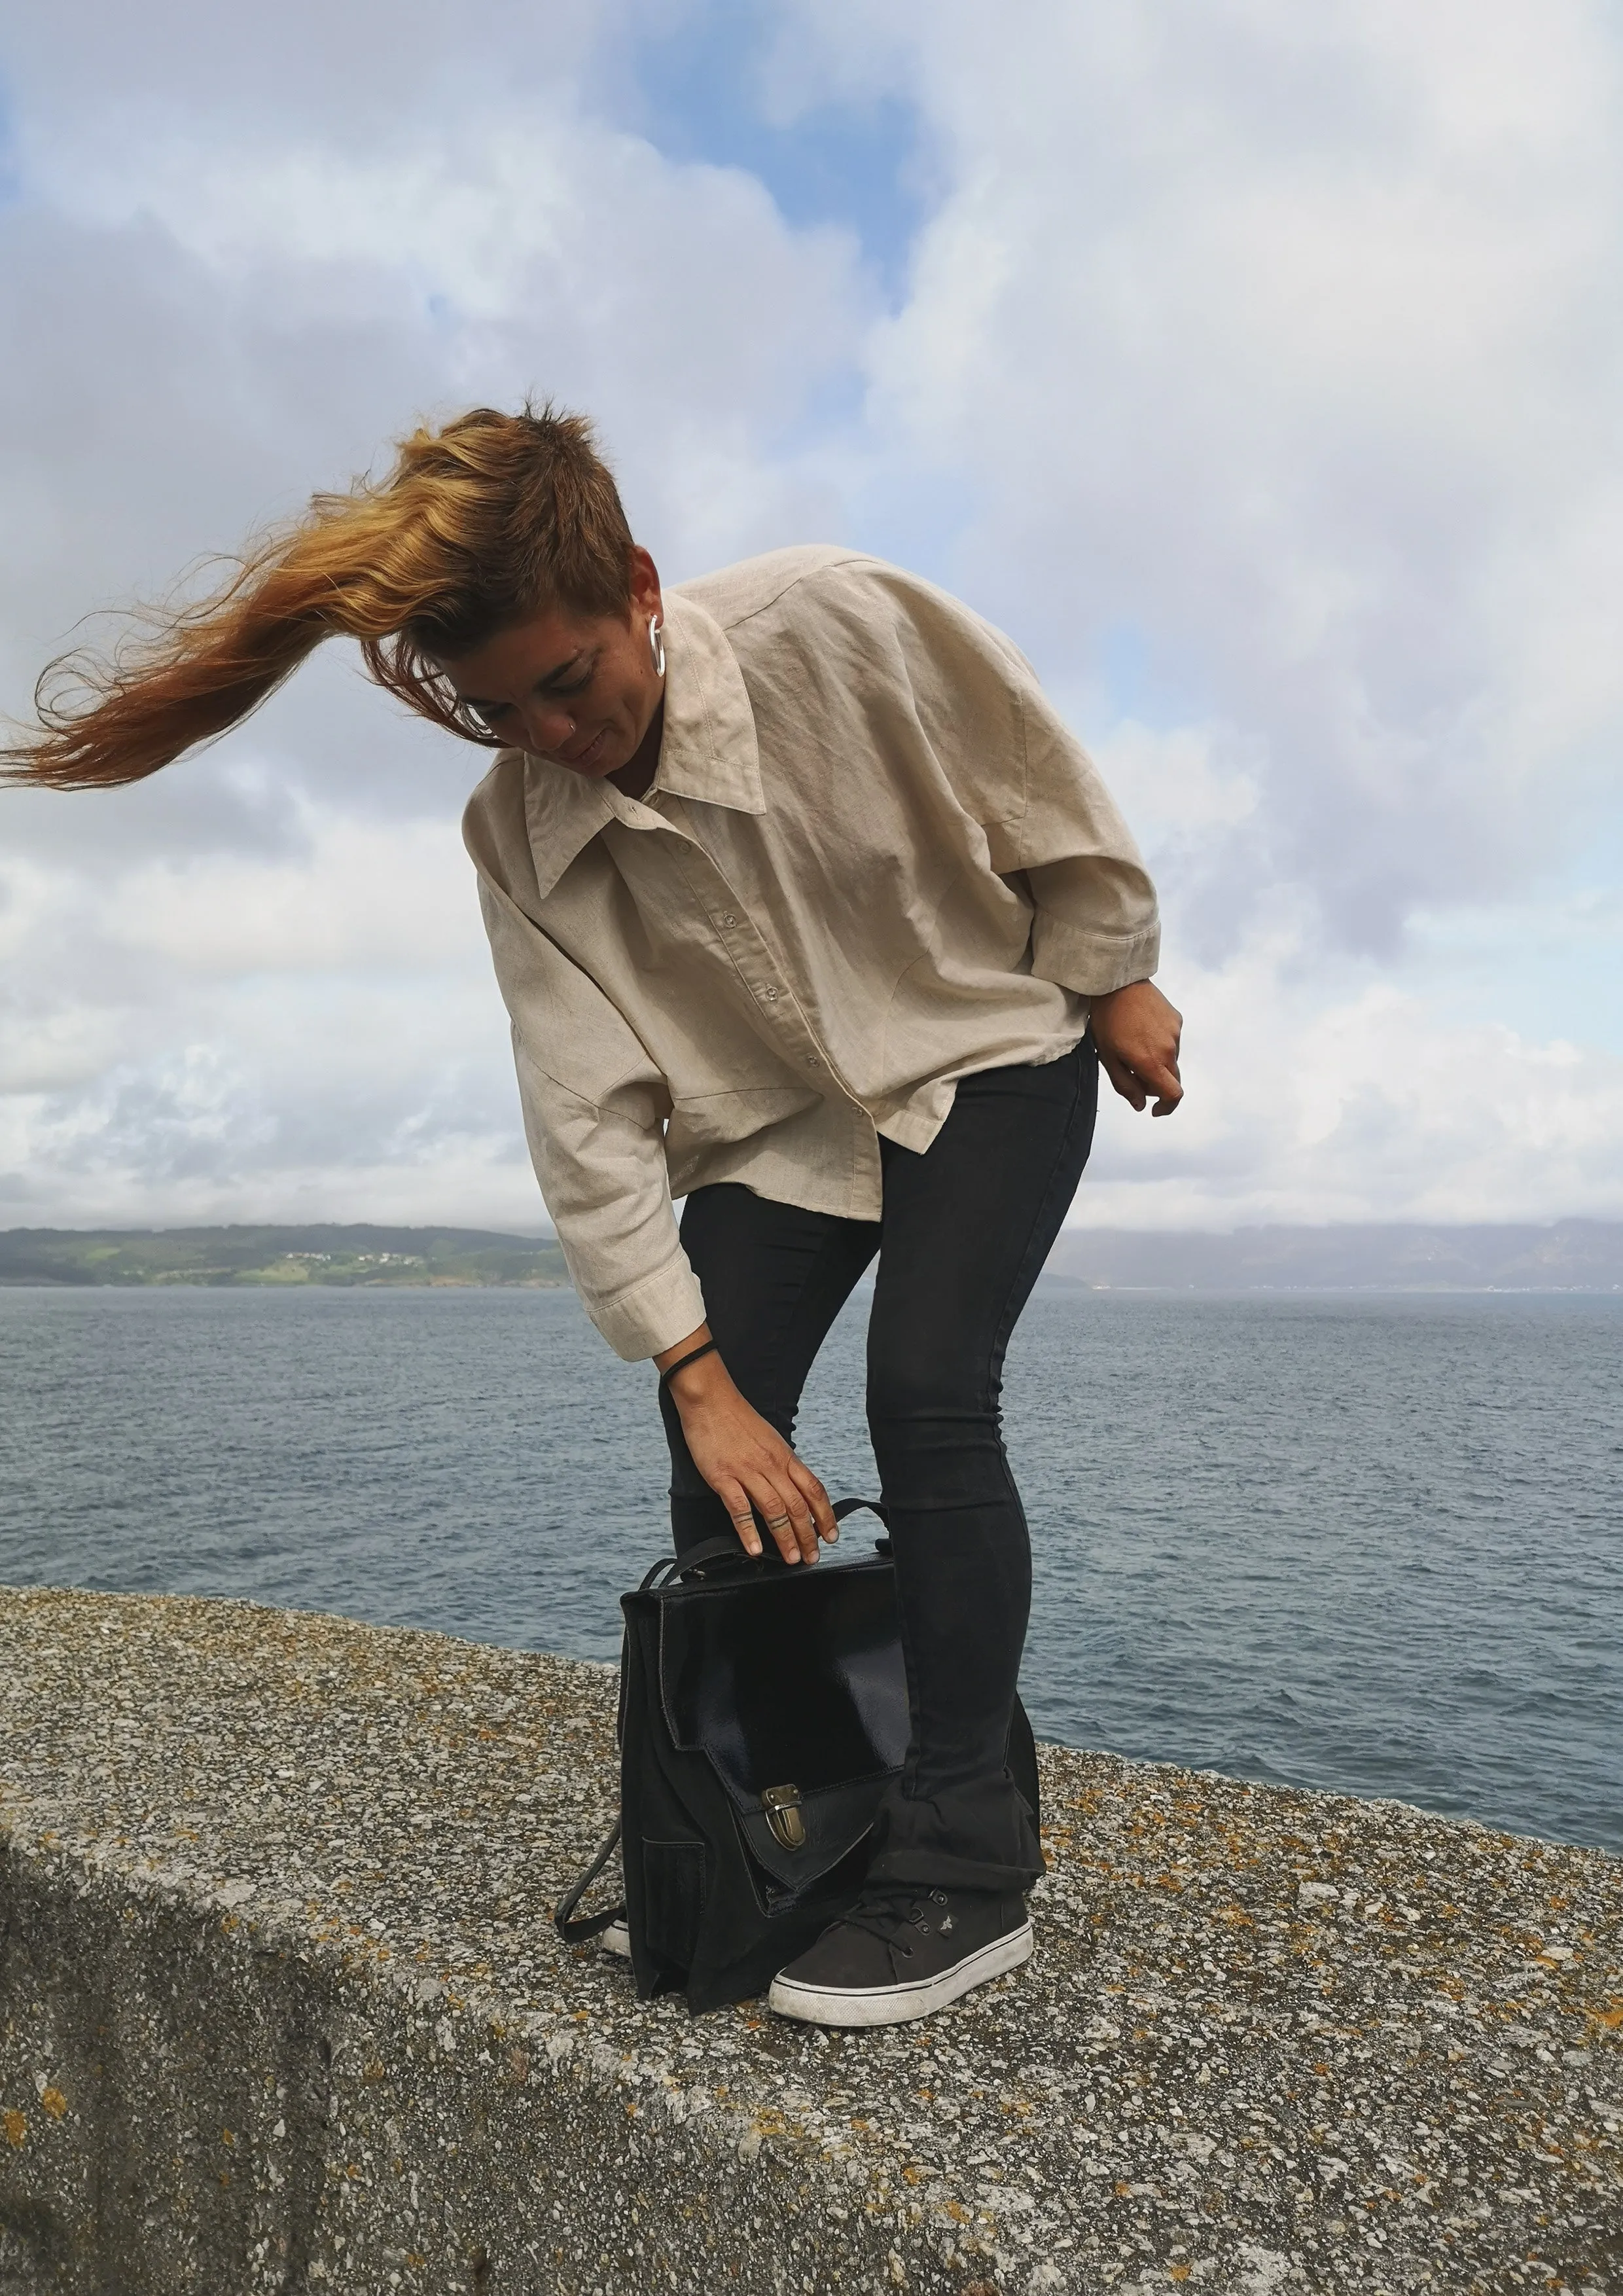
{"left": 1044, "top": 1216, "right": 1623, "bottom": 1293}
{"left": 0, "top": 1224, "right": 568, "bottom": 1289}
{"left": 3, "top": 1217, "right": 1620, "bottom": 1291}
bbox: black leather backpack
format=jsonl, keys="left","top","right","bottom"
{"left": 556, "top": 1498, "right": 1041, "bottom": 2012}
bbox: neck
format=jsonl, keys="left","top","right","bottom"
{"left": 609, "top": 699, "right": 664, "bottom": 800}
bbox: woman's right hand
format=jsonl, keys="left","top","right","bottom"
{"left": 656, "top": 1327, "right": 838, "bottom": 1564}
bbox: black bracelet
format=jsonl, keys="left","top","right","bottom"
{"left": 658, "top": 1338, "right": 720, "bottom": 1390}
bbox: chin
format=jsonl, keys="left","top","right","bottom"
{"left": 546, "top": 738, "right": 615, "bottom": 778}
{"left": 580, "top": 724, "right": 633, "bottom": 777}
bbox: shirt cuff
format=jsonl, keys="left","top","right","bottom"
{"left": 1029, "top": 914, "right": 1162, "bottom": 1000}
{"left": 582, "top": 1255, "right": 709, "bottom": 1363}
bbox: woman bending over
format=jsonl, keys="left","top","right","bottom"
{"left": 6, "top": 404, "right": 1183, "bottom": 2026}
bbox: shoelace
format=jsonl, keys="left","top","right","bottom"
{"left": 839, "top": 1888, "right": 951, "bottom": 1959}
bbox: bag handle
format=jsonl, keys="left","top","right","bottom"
{"left": 638, "top": 1496, "right": 889, "bottom": 1594}
{"left": 637, "top": 1535, "right": 739, "bottom": 1593}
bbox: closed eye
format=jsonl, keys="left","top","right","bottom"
{"left": 457, "top": 650, "right": 598, "bottom": 731}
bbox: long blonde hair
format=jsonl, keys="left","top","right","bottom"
{"left": 3, "top": 403, "right": 635, "bottom": 791}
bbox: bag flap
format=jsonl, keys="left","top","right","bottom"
{"left": 656, "top": 1554, "right": 910, "bottom": 1810}
{"left": 736, "top": 1774, "right": 892, "bottom": 1893}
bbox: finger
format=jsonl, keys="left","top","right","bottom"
{"left": 715, "top": 1478, "right": 763, "bottom": 1557}
{"left": 743, "top": 1474, "right": 806, "bottom": 1564}
{"left": 1097, "top": 1046, "right": 1147, "bottom": 1109}
{"left": 1138, "top": 1051, "right": 1185, "bottom": 1111}
{"left": 790, "top": 1480, "right": 821, "bottom": 1565}
{"left": 790, "top": 1458, "right": 839, "bottom": 1544}
{"left": 1139, "top": 1051, "right": 1184, "bottom": 1116}
{"left": 771, "top": 1470, "right": 820, "bottom": 1565}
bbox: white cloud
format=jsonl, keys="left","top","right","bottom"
{"left": 1079, "top": 925, "right": 1623, "bottom": 1230}
{"left": 1, "top": 0, "right": 1620, "bottom": 1234}
{"left": 0, "top": 796, "right": 530, "bottom": 1224}
{"left": 101, "top": 803, "right": 478, "bottom": 975}
{"left": 827, "top": 0, "right": 1623, "bottom": 940}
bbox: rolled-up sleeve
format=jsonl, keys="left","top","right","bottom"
{"left": 1024, "top": 856, "right": 1161, "bottom": 998}
{"left": 476, "top": 876, "right": 706, "bottom": 1361}
{"left": 998, "top": 671, "right": 1160, "bottom": 997}
{"left": 879, "top": 569, "right": 1161, "bottom": 1000}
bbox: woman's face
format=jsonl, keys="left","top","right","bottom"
{"left": 441, "top": 548, "right": 664, "bottom": 781}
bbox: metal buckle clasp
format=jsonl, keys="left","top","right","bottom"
{"left": 761, "top": 1784, "right": 806, "bottom": 1851}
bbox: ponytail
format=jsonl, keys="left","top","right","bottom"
{"left": 3, "top": 403, "right": 635, "bottom": 792}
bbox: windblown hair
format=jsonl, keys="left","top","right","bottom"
{"left": 3, "top": 403, "right": 635, "bottom": 791}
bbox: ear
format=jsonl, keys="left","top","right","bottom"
{"left": 628, "top": 547, "right": 662, "bottom": 619}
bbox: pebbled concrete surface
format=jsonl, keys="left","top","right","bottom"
{"left": 0, "top": 1584, "right": 1618, "bottom": 2295}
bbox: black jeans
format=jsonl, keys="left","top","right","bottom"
{"left": 658, "top": 1041, "right": 1099, "bottom": 1895}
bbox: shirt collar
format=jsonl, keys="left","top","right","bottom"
{"left": 520, "top": 588, "right": 764, "bottom": 901}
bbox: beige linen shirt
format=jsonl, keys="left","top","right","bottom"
{"left": 462, "top": 548, "right": 1160, "bottom": 1361}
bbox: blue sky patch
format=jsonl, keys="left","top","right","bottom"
{"left": 630, "top": 2, "right": 930, "bottom": 302}
{"left": 1094, "top": 619, "right": 1207, "bottom": 732}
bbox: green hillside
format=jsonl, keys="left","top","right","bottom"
{"left": 0, "top": 1225, "right": 569, "bottom": 1288}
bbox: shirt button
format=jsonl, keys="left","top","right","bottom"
{"left": 718, "top": 912, "right": 738, "bottom": 928}
{"left": 758, "top": 986, "right": 779, "bottom": 1003}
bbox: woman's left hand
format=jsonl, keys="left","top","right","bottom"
{"left": 1090, "top": 980, "right": 1184, "bottom": 1115}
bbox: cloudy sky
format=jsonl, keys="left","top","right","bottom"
{"left": 2, "top": 0, "right": 1620, "bottom": 1235}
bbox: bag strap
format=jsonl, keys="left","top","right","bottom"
{"left": 554, "top": 1814, "right": 625, "bottom": 1945}
{"left": 637, "top": 1496, "right": 889, "bottom": 1594}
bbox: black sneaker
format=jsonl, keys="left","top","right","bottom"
{"left": 767, "top": 1888, "right": 1033, "bottom": 2028}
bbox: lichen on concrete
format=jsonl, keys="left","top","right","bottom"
{"left": 0, "top": 1584, "right": 1618, "bottom": 2294}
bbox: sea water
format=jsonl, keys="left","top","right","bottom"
{"left": 1, "top": 1285, "right": 1617, "bottom": 1853}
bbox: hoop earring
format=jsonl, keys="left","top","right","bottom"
{"left": 648, "top": 616, "right": 666, "bottom": 677}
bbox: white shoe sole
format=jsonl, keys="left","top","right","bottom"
{"left": 601, "top": 1919, "right": 632, "bottom": 1961}
{"left": 767, "top": 1920, "right": 1034, "bottom": 2029}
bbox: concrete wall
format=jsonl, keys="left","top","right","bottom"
{"left": 2, "top": 1587, "right": 1619, "bottom": 2294}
